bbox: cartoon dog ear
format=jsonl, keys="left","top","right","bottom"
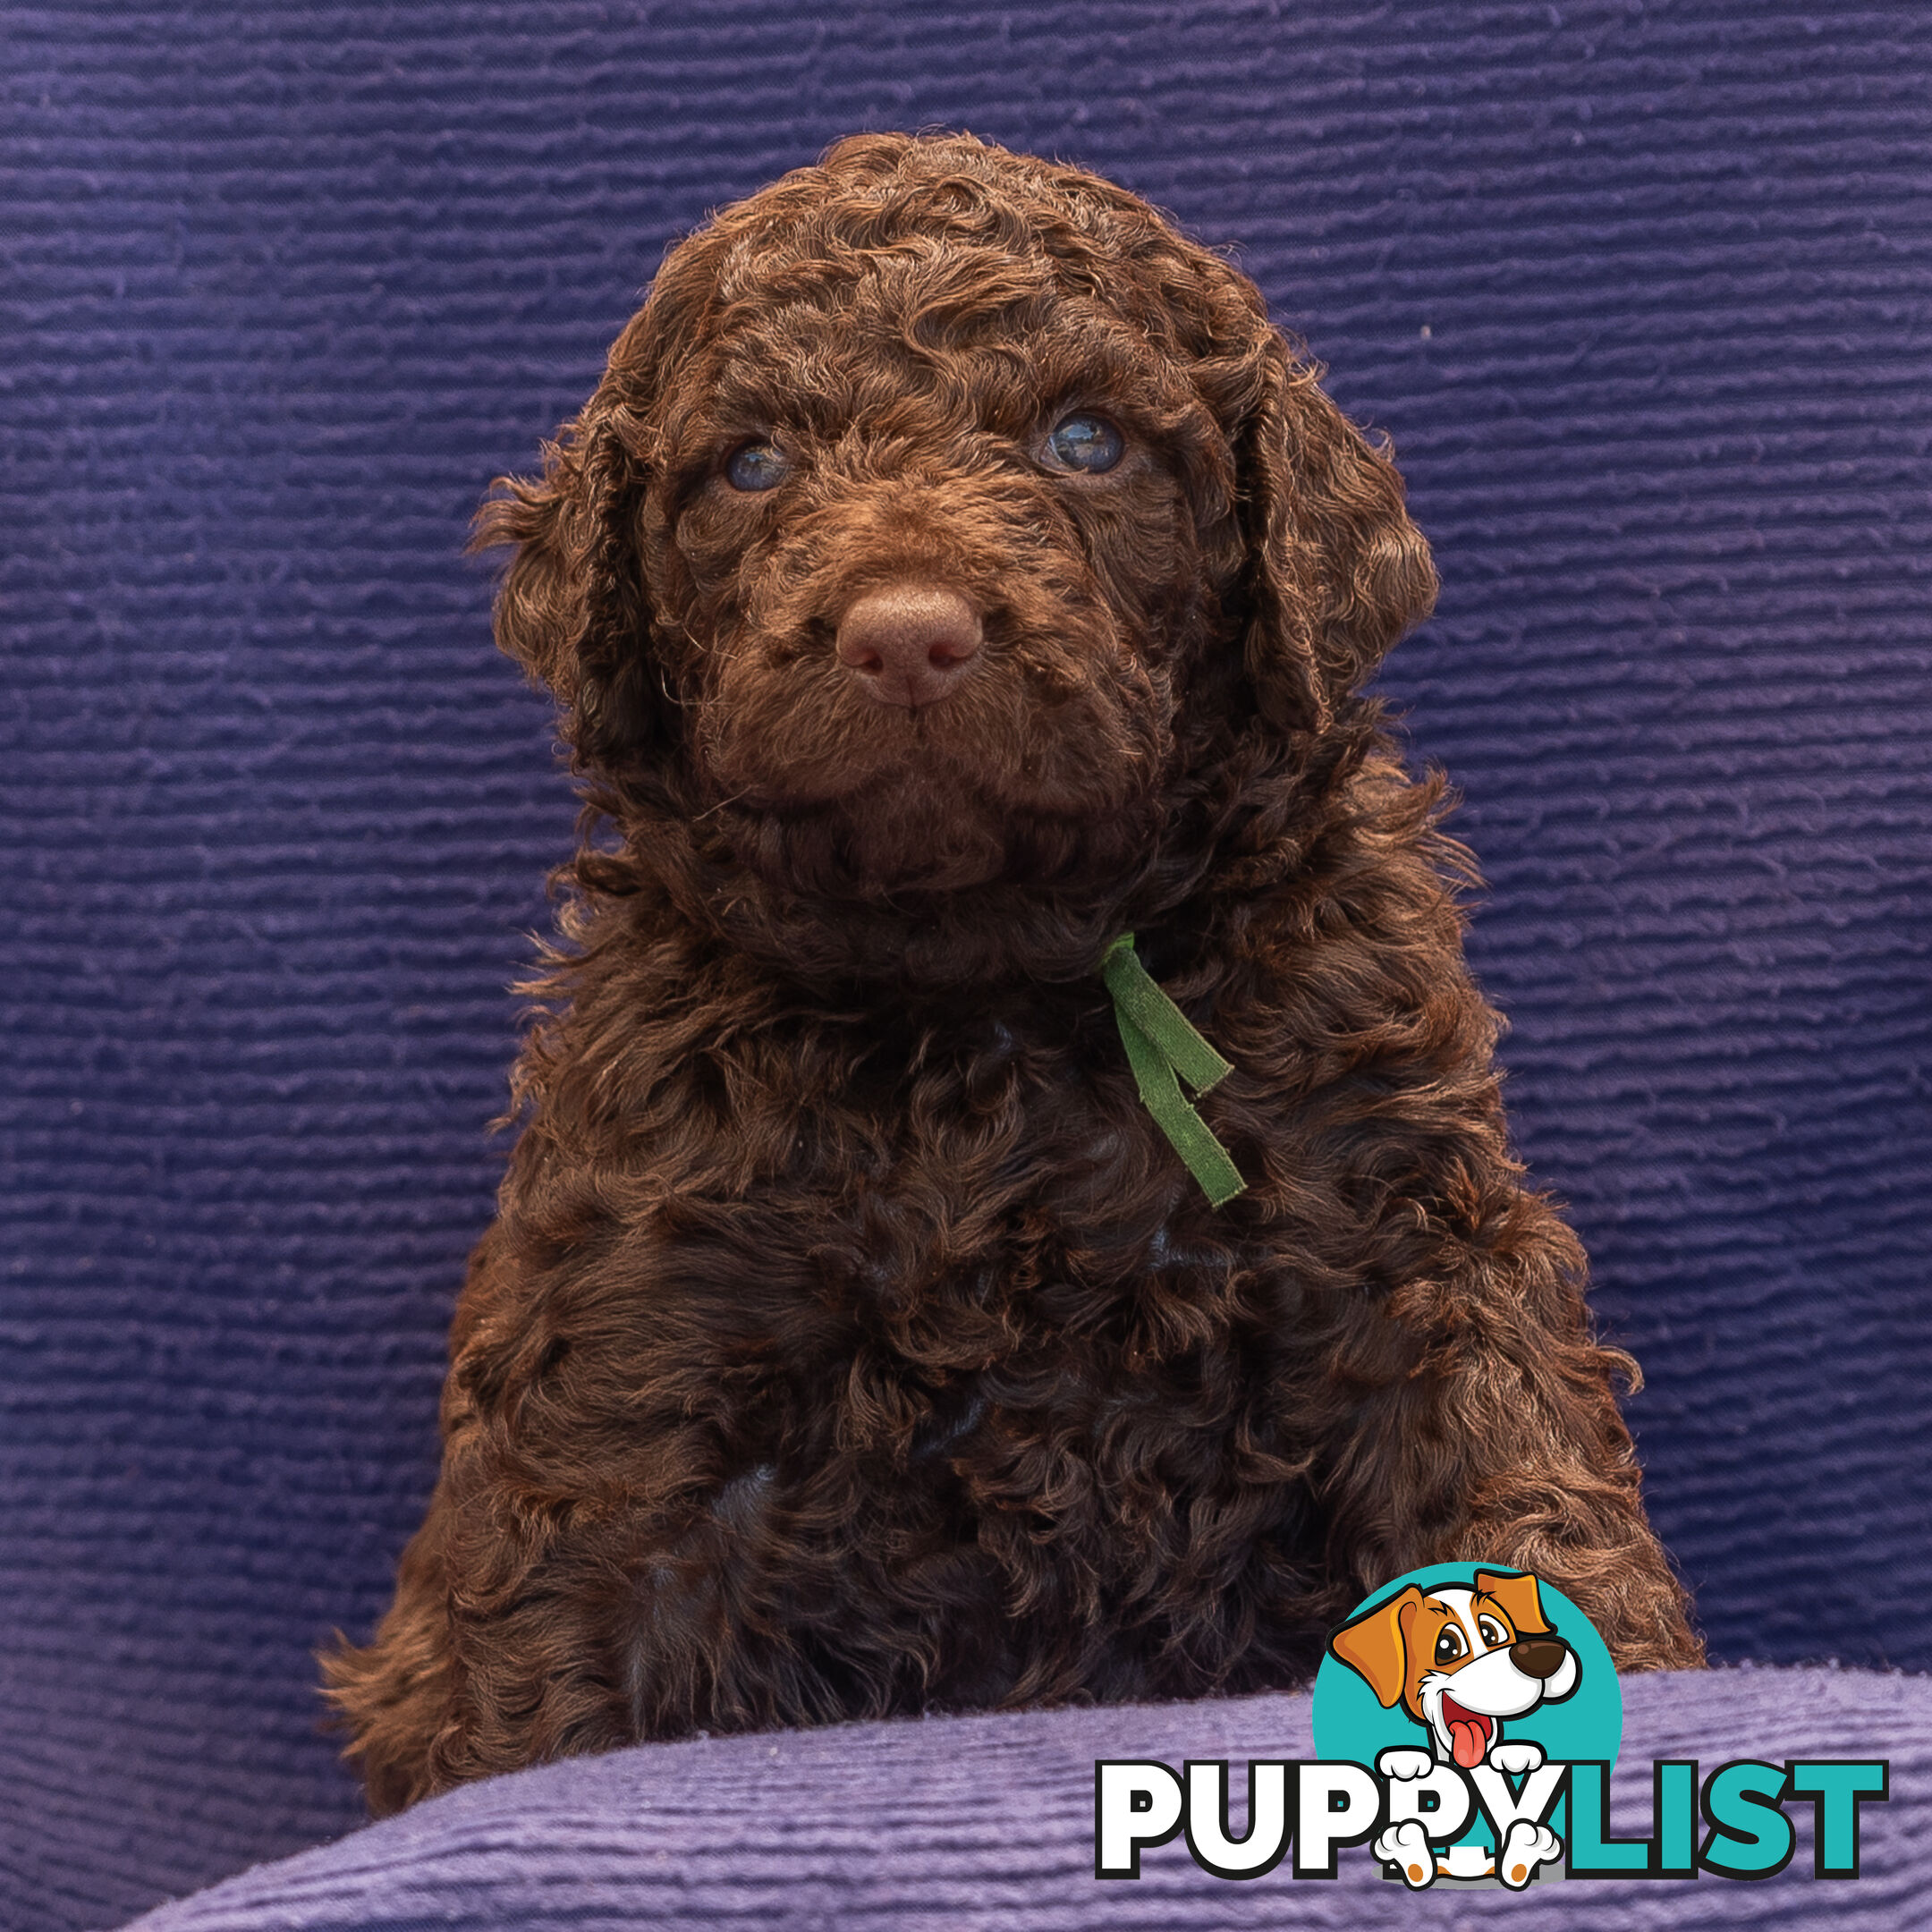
{"left": 1474, "top": 1570, "right": 1555, "bottom": 1639}
{"left": 1327, "top": 1585, "right": 1424, "bottom": 1708}
{"left": 470, "top": 316, "right": 673, "bottom": 778}
{"left": 1236, "top": 332, "right": 1437, "bottom": 735}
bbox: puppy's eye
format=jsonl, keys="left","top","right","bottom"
{"left": 1434, "top": 1627, "right": 1467, "bottom": 1665}
{"left": 1042, "top": 412, "right": 1124, "bottom": 475}
{"left": 1478, "top": 1616, "right": 1509, "bottom": 1648}
{"left": 725, "top": 441, "right": 789, "bottom": 492}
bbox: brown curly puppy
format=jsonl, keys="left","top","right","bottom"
{"left": 325, "top": 131, "right": 1700, "bottom": 1815}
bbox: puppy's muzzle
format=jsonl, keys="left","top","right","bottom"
{"left": 835, "top": 582, "right": 983, "bottom": 709}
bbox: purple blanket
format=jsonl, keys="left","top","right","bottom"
{"left": 125, "top": 1667, "right": 1925, "bottom": 1929}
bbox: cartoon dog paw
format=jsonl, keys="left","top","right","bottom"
{"left": 1374, "top": 1818, "right": 1436, "bottom": 1889}
{"left": 1376, "top": 1746, "right": 1436, "bottom": 1781}
{"left": 1487, "top": 1739, "right": 1545, "bottom": 1775}
{"left": 1496, "top": 1820, "right": 1562, "bottom": 1889}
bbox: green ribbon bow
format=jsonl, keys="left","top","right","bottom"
{"left": 1099, "top": 934, "right": 1247, "bottom": 1208}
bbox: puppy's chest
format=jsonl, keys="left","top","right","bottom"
{"left": 513, "top": 996, "right": 1307, "bottom": 1539}
{"left": 763, "top": 1007, "right": 1199, "bottom": 1258}
{"left": 742, "top": 1020, "right": 1269, "bottom": 1391}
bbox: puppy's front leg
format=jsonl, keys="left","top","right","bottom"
{"left": 321, "top": 1485, "right": 461, "bottom": 1816}
{"left": 349, "top": 1441, "right": 804, "bottom": 1806}
{"left": 1319, "top": 1230, "right": 1703, "bottom": 1671}
{"left": 328, "top": 1243, "right": 807, "bottom": 1805}
{"left": 324, "top": 1447, "right": 654, "bottom": 1814}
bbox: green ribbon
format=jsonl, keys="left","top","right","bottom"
{"left": 1099, "top": 934, "right": 1247, "bottom": 1208}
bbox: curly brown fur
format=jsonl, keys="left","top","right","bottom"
{"left": 323, "top": 131, "right": 1700, "bottom": 1817}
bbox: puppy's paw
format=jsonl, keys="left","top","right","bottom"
{"left": 1496, "top": 1820, "right": 1562, "bottom": 1889}
{"left": 1376, "top": 1746, "right": 1436, "bottom": 1781}
{"left": 1487, "top": 1739, "right": 1545, "bottom": 1775}
{"left": 1374, "top": 1819, "right": 1436, "bottom": 1888}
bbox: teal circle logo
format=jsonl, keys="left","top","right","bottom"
{"left": 1311, "top": 1563, "right": 1621, "bottom": 1884}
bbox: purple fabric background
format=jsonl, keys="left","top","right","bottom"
{"left": 3, "top": 1, "right": 1928, "bottom": 1927}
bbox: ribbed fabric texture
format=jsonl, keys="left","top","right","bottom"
{"left": 3, "top": 2, "right": 1928, "bottom": 1928}
{"left": 124, "top": 1667, "right": 1931, "bottom": 1930}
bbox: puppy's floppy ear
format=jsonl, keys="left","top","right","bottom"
{"left": 1328, "top": 1584, "right": 1424, "bottom": 1708}
{"left": 1474, "top": 1569, "right": 1555, "bottom": 1640}
{"left": 1237, "top": 332, "right": 1437, "bottom": 733}
{"left": 470, "top": 329, "right": 670, "bottom": 775}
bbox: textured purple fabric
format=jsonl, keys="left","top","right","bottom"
{"left": 122, "top": 1667, "right": 1928, "bottom": 1930}
{"left": 3, "top": 1, "right": 1928, "bottom": 1928}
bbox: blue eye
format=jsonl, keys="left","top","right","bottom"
{"left": 1045, "top": 412, "right": 1124, "bottom": 474}
{"left": 725, "top": 441, "right": 789, "bottom": 492}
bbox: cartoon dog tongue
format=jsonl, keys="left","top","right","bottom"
{"left": 1443, "top": 1697, "right": 1491, "bottom": 1768}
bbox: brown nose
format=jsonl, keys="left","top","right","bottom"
{"left": 1510, "top": 1638, "right": 1570, "bottom": 1681}
{"left": 835, "top": 583, "right": 983, "bottom": 709}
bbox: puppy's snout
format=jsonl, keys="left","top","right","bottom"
{"left": 835, "top": 583, "right": 983, "bottom": 709}
{"left": 1510, "top": 1638, "right": 1570, "bottom": 1681}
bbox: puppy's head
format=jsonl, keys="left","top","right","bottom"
{"left": 479, "top": 132, "right": 1435, "bottom": 976}
{"left": 1328, "top": 1572, "right": 1579, "bottom": 1768}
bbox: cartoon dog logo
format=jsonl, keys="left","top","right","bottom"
{"left": 1327, "top": 1568, "right": 1578, "bottom": 1886}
